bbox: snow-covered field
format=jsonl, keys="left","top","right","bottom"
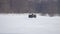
{"left": 0, "top": 14, "right": 60, "bottom": 34}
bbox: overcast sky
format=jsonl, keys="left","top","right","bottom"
{"left": 0, "top": 14, "right": 60, "bottom": 34}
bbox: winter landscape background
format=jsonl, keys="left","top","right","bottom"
{"left": 0, "top": 14, "right": 60, "bottom": 34}
{"left": 0, "top": 0, "right": 60, "bottom": 16}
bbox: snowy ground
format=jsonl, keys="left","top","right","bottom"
{"left": 0, "top": 14, "right": 60, "bottom": 34}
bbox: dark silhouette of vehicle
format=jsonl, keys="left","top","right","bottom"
{"left": 29, "top": 14, "right": 36, "bottom": 18}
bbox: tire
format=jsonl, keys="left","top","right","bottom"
{"left": 33, "top": 15, "right": 36, "bottom": 18}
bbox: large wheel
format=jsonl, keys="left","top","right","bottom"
{"left": 33, "top": 15, "right": 36, "bottom": 18}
